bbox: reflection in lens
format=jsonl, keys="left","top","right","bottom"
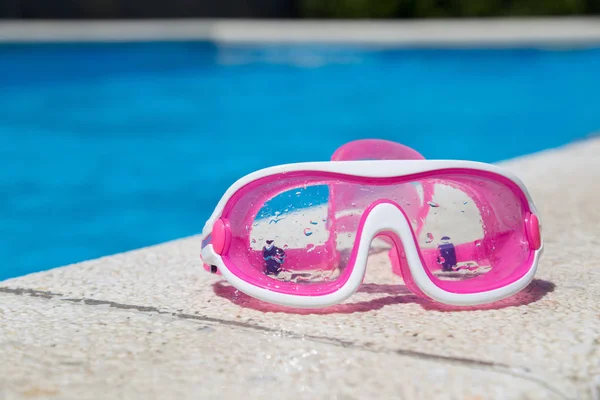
{"left": 250, "top": 185, "right": 342, "bottom": 284}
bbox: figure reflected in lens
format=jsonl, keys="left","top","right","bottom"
{"left": 263, "top": 240, "right": 286, "bottom": 276}
{"left": 437, "top": 236, "right": 457, "bottom": 272}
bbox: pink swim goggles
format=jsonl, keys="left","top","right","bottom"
{"left": 201, "top": 139, "right": 543, "bottom": 308}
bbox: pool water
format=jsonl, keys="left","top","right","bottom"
{"left": 1, "top": 42, "right": 599, "bottom": 280}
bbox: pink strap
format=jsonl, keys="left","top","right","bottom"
{"left": 332, "top": 139, "right": 426, "bottom": 161}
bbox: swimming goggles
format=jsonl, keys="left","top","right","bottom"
{"left": 200, "top": 139, "right": 543, "bottom": 308}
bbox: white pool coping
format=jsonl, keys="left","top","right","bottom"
{"left": 0, "top": 18, "right": 600, "bottom": 46}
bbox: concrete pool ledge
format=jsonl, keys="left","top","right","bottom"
{"left": 1, "top": 18, "right": 600, "bottom": 46}
{"left": 1, "top": 136, "right": 600, "bottom": 400}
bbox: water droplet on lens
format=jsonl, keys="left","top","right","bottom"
{"left": 304, "top": 228, "right": 313, "bottom": 236}
{"left": 310, "top": 220, "right": 318, "bottom": 225}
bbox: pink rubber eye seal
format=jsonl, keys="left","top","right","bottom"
{"left": 211, "top": 219, "right": 230, "bottom": 255}
{"left": 526, "top": 213, "right": 541, "bottom": 250}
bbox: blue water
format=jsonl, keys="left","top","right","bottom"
{"left": 1, "top": 41, "right": 599, "bottom": 280}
